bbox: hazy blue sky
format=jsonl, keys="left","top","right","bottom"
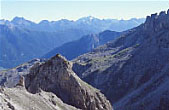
{"left": 0, "top": 0, "right": 169, "bottom": 23}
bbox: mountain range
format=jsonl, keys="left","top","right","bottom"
{"left": 0, "top": 16, "right": 145, "bottom": 69}
{"left": 43, "top": 30, "right": 121, "bottom": 60}
{"left": 0, "top": 10, "right": 169, "bottom": 110}
{"left": 0, "top": 16, "right": 145, "bottom": 32}
{"left": 0, "top": 25, "right": 65, "bottom": 68}
{"left": 72, "top": 10, "right": 169, "bottom": 110}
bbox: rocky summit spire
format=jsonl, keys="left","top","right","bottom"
{"left": 25, "top": 54, "right": 112, "bottom": 110}
{"left": 144, "top": 10, "right": 169, "bottom": 33}
{"left": 167, "top": 9, "right": 169, "bottom": 15}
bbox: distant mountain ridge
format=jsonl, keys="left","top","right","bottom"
{"left": 0, "top": 16, "right": 145, "bottom": 32}
{"left": 0, "top": 16, "right": 145, "bottom": 69}
{"left": 0, "top": 24, "right": 66, "bottom": 68}
{"left": 43, "top": 30, "right": 121, "bottom": 60}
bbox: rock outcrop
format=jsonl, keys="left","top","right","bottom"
{"left": 0, "top": 58, "right": 45, "bottom": 87}
{"left": 0, "top": 87, "right": 79, "bottom": 110}
{"left": 144, "top": 10, "right": 169, "bottom": 34}
{"left": 0, "top": 55, "right": 112, "bottom": 110}
{"left": 25, "top": 54, "right": 112, "bottom": 110}
{"left": 16, "top": 75, "right": 25, "bottom": 87}
{"left": 73, "top": 10, "right": 169, "bottom": 110}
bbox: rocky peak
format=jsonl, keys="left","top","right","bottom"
{"left": 167, "top": 9, "right": 169, "bottom": 15}
{"left": 25, "top": 54, "right": 112, "bottom": 110}
{"left": 50, "top": 53, "right": 71, "bottom": 68}
{"left": 12, "top": 17, "right": 26, "bottom": 22}
{"left": 39, "top": 20, "right": 50, "bottom": 25}
{"left": 144, "top": 10, "right": 169, "bottom": 33}
{"left": 159, "top": 11, "right": 166, "bottom": 17}
{"left": 11, "top": 16, "right": 34, "bottom": 26}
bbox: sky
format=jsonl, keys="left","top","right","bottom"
{"left": 0, "top": 0, "right": 169, "bottom": 23}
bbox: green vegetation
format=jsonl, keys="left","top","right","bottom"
{"left": 133, "top": 43, "right": 140, "bottom": 48}
{"left": 114, "top": 48, "right": 131, "bottom": 58}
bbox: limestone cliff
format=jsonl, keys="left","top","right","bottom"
{"left": 25, "top": 54, "right": 112, "bottom": 110}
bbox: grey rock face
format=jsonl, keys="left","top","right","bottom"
{"left": 0, "top": 58, "right": 45, "bottom": 87}
{"left": 0, "top": 55, "right": 112, "bottom": 110}
{"left": 73, "top": 10, "right": 169, "bottom": 110}
{"left": 0, "top": 87, "right": 79, "bottom": 110}
{"left": 144, "top": 11, "right": 169, "bottom": 33}
{"left": 25, "top": 54, "right": 112, "bottom": 110}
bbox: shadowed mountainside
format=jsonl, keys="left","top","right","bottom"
{"left": 73, "top": 10, "right": 169, "bottom": 110}
{"left": 43, "top": 30, "right": 121, "bottom": 60}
